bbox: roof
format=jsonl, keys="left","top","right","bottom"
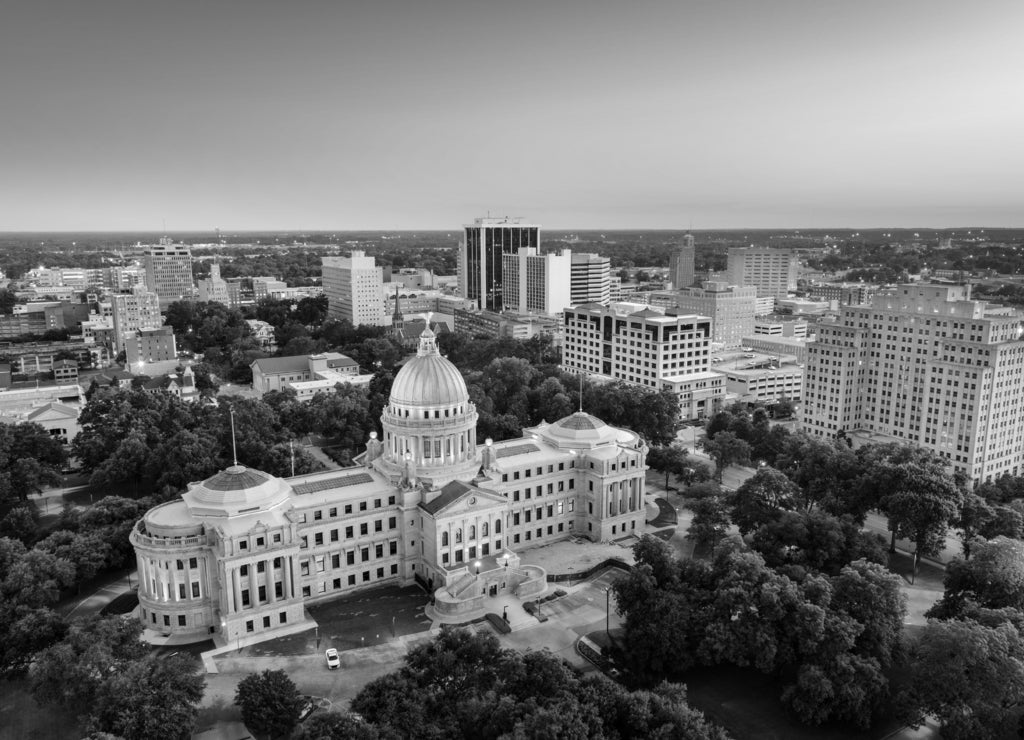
{"left": 53, "top": 360, "right": 77, "bottom": 369}
{"left": 420, "top": 480, "right": 474, "bottom": 515}
{"left": 26, "top": 402, "right": 78, "bottom": 420}
{"left": 251, "top": 355, "right": 309, "bottom": 374}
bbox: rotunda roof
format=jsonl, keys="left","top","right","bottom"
{"left": 546, "top": 411, "right": 619, "bottom": 444}
{"left": 390, "top": 328, "right": 468, "bottom": 408}
{"left": 184, "top": 464, "right": 291, "bottom": 515}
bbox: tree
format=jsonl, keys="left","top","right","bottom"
{"left": 773, "top": 396, "right": 796, "bottom": 418}
{"left": 30, "top": 616, "right": 148, "bottom": 717}
{"left": 34, "top": 529, "right": 111, "bottom": 582}
{"left": 647, "top": 444, "right": 690, "bottom": 489}
{"left": 0, "top": 422, "right": 66, "bottom": 504}
{"left": 726, "top": 467, "right": 799, "bottom": 535}
{"left": 234, "top": 669, "right": 304, "bottom": 740}
{"left": 927, "top": 537, "right": 1024, "bottom": 620}
{"left": 882, "top": 464, "right": 963, "bottom": 558}
{"left": 750, "top": 510, "right": 888, "bottom": 576}
{"left": 0, "top": 505, "right": 40, "bottom": 544}
{"left": 773, "top": 432, "right": 860, "bottom": 515}
{"left": 906, "top": 619, "right": 1024, "bottom": 740}
{"left": 687, "top": 496, "right": 730, "bottom": 555}
{"left": 700, "top": 431, "right": 751, "bottom": 479}
{"left": 88, "top": 654, "right": 205, "bottom": 740}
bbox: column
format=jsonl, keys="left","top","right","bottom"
{"left": 184, "top": 559, "right": 192, "bottom": 601}
{"left": 232, "top": 568, "right": 242, "bottom": 614}
{"left": 282, "top": 556, "right": 291, "bottom": 600}
{"left": 268, "top": 559, "right": 276, "bottom": 604}
{"left": 247, "top": 562, "right": 257, "bottom": 605}
{"left": 169, "top": 562, "right": 179, "bottom": 602}
{"left": 289, "top": 556, "right": 298, "bottom": 599}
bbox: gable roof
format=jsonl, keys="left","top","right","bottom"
{"left": 250, "top": 356, "right": 309, "bottom": 374}
{"left": 420, "top": 480, "right": 474, "bottom": 515}
{"left": 26, "top": 402, "right": 78, "bottom": 420}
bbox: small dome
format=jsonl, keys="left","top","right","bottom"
{"left": 546, "top": 411, "right": 619, "bottom": 445}
{"left": 184, "top": 464, "right": 291, "bottom": 516}
{"left": 390, "top": 328, "right": 468, "bottom": 408}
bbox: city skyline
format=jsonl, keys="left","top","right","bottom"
{"left": 1, "top": 0, "right": 1022, "bottom": 231}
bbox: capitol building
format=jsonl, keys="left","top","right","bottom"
{"left": 130, "top": 328, "right": 649, "bottom": 644}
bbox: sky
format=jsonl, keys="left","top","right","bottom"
{"left": 1, "top": 0, "right": 1022, "bottom": 231}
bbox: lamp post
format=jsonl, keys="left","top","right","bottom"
{"left": 605, "top": 587, "right": 611, "bottom": 640}
{"left": 474, "top": 560, "right": 481, "bottom": 577}
{"left": 315, "top": 624, "right": 320, "bottom": 649}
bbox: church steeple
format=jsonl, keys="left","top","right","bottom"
{"left": 391, "top": 285, "right": 404, "bottom": 334}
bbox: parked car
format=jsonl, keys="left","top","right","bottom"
{"left": 325, "top": 648, "right": 340, "bottom": 670}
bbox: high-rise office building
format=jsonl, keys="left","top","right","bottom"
{"left": 802, "top": 284, "right": 1024, "bottom": 482}
{"left": 669, "top": 233, "right": 696, "bottom": 289}
{"left": 562, "top": 303, "right": 725, "bottom": 419}
{"left": 144, "top": 238, "right": 195, "bottom": 308}
{"left": 726, "top": 247, "right": 796, "bottom": 300}
{"left": 197, "top": 263, "right": 231, "bottom": 305}
{"left": 675, "top": 281, "right": 757, "bottom": 349}
{"left": 111, "top": 286, "right": 163, "bottom": 352}
{"left": 501, "top": 248, "right": 572, "bottom": 316}
{"left": 458, "top": 217, "right": 540, "bottom": 311}
{"left": 570, "top": 253, "right": 611, "bottom": 306}
{"left": 322, "top": 252, "right": 386, "bottom": 326}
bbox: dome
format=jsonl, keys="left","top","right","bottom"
{"left": 390, "top": 328, "right": 468, "bottom": 408}
{"left": 545, "top": 411, "right": 621, "bottom": 446}
{"left": 183, "top": 464, "right": 291, "bottom": 516}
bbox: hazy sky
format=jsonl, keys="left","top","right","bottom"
{"left": 1, "top": 0, "right": 1022, "bottom": 230}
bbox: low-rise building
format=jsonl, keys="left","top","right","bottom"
{"left": 250, "top": 353, "right": 360, "bottom": 397}
{"left": 126, "top": 326, "right": 178, "bottom": 368}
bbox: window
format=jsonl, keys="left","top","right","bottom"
{"left": 257, "top": 561, "right": 266, "bottom": 573}
{"left": 176, "top": 560, "right": 184, "bottom": 570}
{"left": 361, "top": 548, "right": 370, "bottom": 562}
{"left": 239, "top": 541, "right": 248, "bottom": 550}
{"left": 375, "top": 544, "right": 384, "bottom": 559}
{"left": 363, "top": 571, "right": 370, "bottom": 582}
{"left": 314, "top": 533, "right": 324, "bottom": 546}
{"left": 315, "top": 556, "right": 325, "bottom": 573}
{"left": 359, "top": 501, "right": 367, "bottom": 512}
{"left": 391, "top": 564, "right": 398, "bottom": 575}
{"left": 273, "top": 533, "right": 281, "bottom": 543}
{"left": 374, "top": 520, "right": 383, "bottom": 533}
{"left": 178, "top": 615, "right": 186, "bottom": 626}
{"left": 374, "top": 498, "right": 382, "bottom": 508}
{"left": 388, "top": 516, "right": 397, "bottom": 529}
{"left": 346, "top": 526, "right": 354, "bottom": 539}
{"left": 302, "top": 586, "right": 311, "bottom": 597}
{"left": 192, "top": 582, "right": 200, "bottom": 598}
{"left": 389, "top": 541, "right": 398, "bottom": 555}
{"left": 178, "top": 583, "right": 186, "bottom": 599}
{"left": 246, "top": 620, "right": 254, "bottom": 633}
{"left": 332, "top": 554, "right": 340, "bottom": 568}
{"left": 360, "top": 523, "right": 368, "bottom": 536}
{"left": 377, "top": 567, "right": 385, "bottom": 578}
{"left": 300, "top": 561, "right": 310, "bottom": 576}
{"left": 482, "top": 522, "right": 489, "bottom": 537}
{"left": 345, "top": 505, "right": 353, "bottom": 514}
{"left": 188, "top": 557, "right": 198, "bottom": 569}
{"left": 348, "top": 574, "right": 356, "bottom": 585}
{"left": 347, "top": 551, "right": 355, "bottom": 565}
{"left": 455, "top": 529, "right": 463, "bottom": 544}
{"left": 280, "top": 612, "right": 287, "bottom": 624}
{"left": 329, "top": 507, "right": 337, "bottom": 517}
{"left": 258, "top": 585, "right": 267, "bottom": 601}
{"left": 314, "top": 510, "right": 322, "bottom": 521}
{"left": 442, "top": 531, "right": 449, "bottom": 546}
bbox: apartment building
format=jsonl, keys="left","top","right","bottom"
{"left": 675, "top": 281, "right": 757, "bottom": 349}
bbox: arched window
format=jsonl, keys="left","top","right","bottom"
{"left": 469, "top": 525, "right": 476, "bottom": 540}
{"left": 455, "top": 528, "right": 463, "bottom": 544}
{"left": 482, "top": 522, "right": 489, "bottom": 537}
{"left": 442, "top": 532, "right": 449, "bottom": 547}
{"left": 495, "top": 519, "right": 502, "bottom": 534}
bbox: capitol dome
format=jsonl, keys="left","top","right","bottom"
{"left": 182, "top": 464, "right": 292, "bottom": 517}
{"left": 390, "top": 328, "right": 468, "bottom": 408}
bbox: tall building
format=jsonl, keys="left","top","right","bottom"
{"left": 675, "top": 281, "right": 757, "bottom": 349}
{"left": 111, "top": 287, "right": 162, "bottom": 352}
{"left": 726, "top": 247, "right": 796, "bottom": 300}
{"left": 570, "top": 253, "right": 611, "bottom": 306}
{"left": 322, "top": 252, "right": 386, "bottom": 327}
{"left": 562, "top": 303, "right": 725, "bottom": 420}
{"left": 668, "top": 233, "right": 696, "bottom": 289}
{"left": 458, "top": 217, "right": 540, "bottom": 311}
{"left": 144, "top": 239, "right": 195, "bottom": 308}
{"left": 197, "top": 263, "right": 230, "bottom": 305}
{"left": 129, "top": 327, "right": 649, "bottom": 643}
{"left": 501, "top": 248, "right": 572, "bottom": 316}
{"left": 802, "top": 284, "right": 1024, "bottom": 482}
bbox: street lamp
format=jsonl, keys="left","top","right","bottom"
{"left": 605, "top": 587, "right": 612, "bottom": 640}
{"left": 474, "top": 560, "right": 481, "bottom": 576}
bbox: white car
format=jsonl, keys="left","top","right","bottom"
{"left": 325, "top": 648, "right": 340, "bottom": 670}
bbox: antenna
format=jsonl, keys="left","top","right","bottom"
{"left": 578, "top": 372, "right": 584, "bottom": 412}
{"left": 229, "top": 408, "right": 239, "bottom": 466}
